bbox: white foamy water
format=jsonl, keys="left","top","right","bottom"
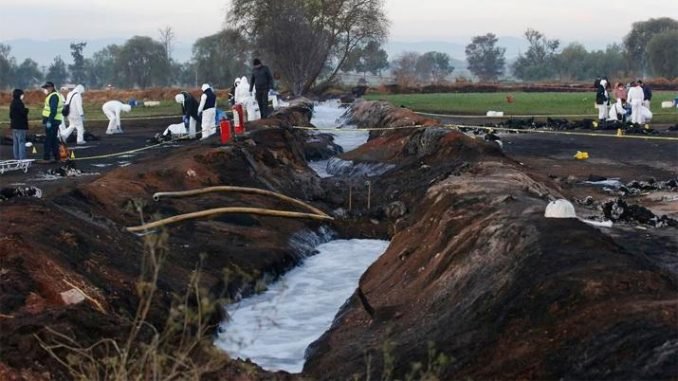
{"left": 216, "top": 239, "right": 389, "bottom": 373}
{"left": 309, "top": 101, "right": 369, "bottom": 177}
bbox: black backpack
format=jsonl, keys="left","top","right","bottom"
{"left": 62, "top": 92, "right": 77, "bottom": 117}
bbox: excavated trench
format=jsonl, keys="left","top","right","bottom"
{"left": 1, "top": 98, "right": 677, "bottom": 380}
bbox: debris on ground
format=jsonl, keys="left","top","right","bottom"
{"left": 602, "top": 198, "right": 678, "bottom": 228}
{"left": 0, "top": 186, "right": 42, "bottom": 201}
{"left": 46, "top": 161, "right": 83, "bottom": 177}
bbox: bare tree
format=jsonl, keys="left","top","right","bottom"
{"left": 158, "top": 26, "right": 176, "bottom": 62}
{"left": 391, "top": 52, "right": 419, "bottom": 88}
{"left": 229, "top": 0, "right": 388, "bottom": 95}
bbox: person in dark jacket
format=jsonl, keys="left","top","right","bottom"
{"left": 9, "top": 89, "right": 29, "bottom": 160}
{"left": 638, "top": 80, "right": 652, "bottom": 109}
{"left": 249, "top": 58, "right": 273, "bottom": 118}
{"left": 595, "top": 77, "right": 610, "bottom": 127}
{"left": 41, "top": 81, "right": 64, "bottom": 162}
{"left": 174, "top": 91, "right": 201, "bottom": 139}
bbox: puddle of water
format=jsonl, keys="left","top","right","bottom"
{"left": 216, "top": 239, "right": 389, "bottom": 373}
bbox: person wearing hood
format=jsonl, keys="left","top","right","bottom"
{"left": 102, "top": 100, "right": 132, "bottom": 134}
{"left": 198, "top": 83, "right": 217, "bottom": 139}
{"left": 41, "top": 81, "right": 64, "bottom": 162}
{"left": 627, "top": 81, "right": 645, "bottom": 125}
{"left": 229, "top": 78, "right": 241, "bottom": 106}
{"left": 9, "top": 89, "right": 29, "bottom": 160}
{"left": 595, "top": 77, "right": 610, "bottom": 127}
{"left": 638, "top": 80, "right": 652, "bottom": 109}
{"left": 249, "top": 58, "right": 273, "bottom": 118}
{"left": 59, "top": 84, "right": 86, "bottom": 144}
{"left": 174, "top": 91, "right": 200, "bottom": 138}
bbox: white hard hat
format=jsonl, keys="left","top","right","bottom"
{"left": 175, "top": 94, "right": 184, "bottom": 104}
{"left": 25, "top": 142, "right": 33, "bottom": 148}
{"left": 201, "top": 83, "right": 211, "bottom": 91}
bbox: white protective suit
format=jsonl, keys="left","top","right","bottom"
{"left": 627, "top": 85, "right": 645, "bottom": 124}
{"left": 198, "top": 83, "right": 217, "bottom": 140}
{"left": 608, "top": 99, "right": 625, "bottom": 122}
{"left": 59, "top": 84, "right": 86, "bottom": 144}
{"left": 163, "top": 123, "right": 187, "bottom": 137}
{"left": 235, "top": 76, "right": 260, "bottom": 121}
{"left": 102, "top": 100, "right": 132, "bottom": 134}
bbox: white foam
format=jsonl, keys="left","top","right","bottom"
{"left": 584, "top": 179, "right": 623, "bottom": 188}
{"left": 216, "top": 239, "right": 389, "bottom": 373}
{"left": 308, "top": 101, "right": 370, "bottom": 177}
{"left": 311, "top": 101, "right": 369, "bottom": 152}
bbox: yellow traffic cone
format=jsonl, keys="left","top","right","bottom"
{"left": 32, "top": 146, "right": 37, "bottom": 154}
{"left": 70, "top": 150, "right": 76, "bottom": 160}
{"left": 616, "top": 128, "right": 623, "bottom": 137}
{"left": 592, "top": 121, "right": 599, "bottom": 128}
{"left": 644, "top": 124, "right": 650, "bottom": 130}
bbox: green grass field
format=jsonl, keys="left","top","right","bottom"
{"left": 0, "top": 100, "right": 180, "bottom": 125}
{"left": 365, "top": 91, "right": 678, "bottom": 124}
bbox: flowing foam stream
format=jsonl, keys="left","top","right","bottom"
{"left": 308, "top": 100, "right": 369, "bottom": 177}
{"left": 216, "top": 239, "right": 389, "bottom": 373}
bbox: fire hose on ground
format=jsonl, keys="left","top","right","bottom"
{"left": 126, "top": 186, "right": 333, "bottom": 233}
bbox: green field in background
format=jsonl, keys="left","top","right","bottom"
{"left": 365, "top": 91, "right": 678, "bottom": 124}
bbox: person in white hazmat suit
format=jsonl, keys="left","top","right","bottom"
{"left": 59, "top": 84, "right": 87, "bottom": 144}
{"left": 198, "top": 83, "right": 217, "bottom": 139}
{"left": 235, "top": 76, "right": 260, "bottom": 121}
{"left": 102, "top": 100, "right": 132, "bottom": 134}
{"left": 627, "top": 81, "right": 645, "bottom": 125}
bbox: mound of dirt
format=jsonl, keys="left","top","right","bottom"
{"left": 303, "top": 100, "right": 678, "bottom": 380}
{"left": 0, "top": 103, "right": 328, "bottom": 379}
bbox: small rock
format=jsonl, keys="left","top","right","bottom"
{"left": 60, "top": 288, "right": 86, "bottom": 305}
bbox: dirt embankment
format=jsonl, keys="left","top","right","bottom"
{"left": 377, "top": 79, "right": 678, "bottom": 94}
{"left": 303, "top": 100, "right": 678, "bottom": 380}
{"left": 0, "top": 103, "right": 336, "bottom": 380}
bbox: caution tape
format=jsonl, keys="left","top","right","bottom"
{"left": 53, "top": 118, "right": 678, "bottom": 164}
{"left": 71, "top": 136, "right": 192, "bottom": 161}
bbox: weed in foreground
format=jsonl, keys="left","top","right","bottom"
{"left": 36, "top": 201, "right": 229, "bottom": 380}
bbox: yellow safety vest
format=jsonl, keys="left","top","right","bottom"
{"left": 42, "top": 92, "right": 64, "bottom": 121}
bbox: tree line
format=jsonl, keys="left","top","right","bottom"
{"left": 0, "top": 8, "right": 675, "bottom": 94}
{"left": 393, "top": 17, "right": 678, "bottom": 85}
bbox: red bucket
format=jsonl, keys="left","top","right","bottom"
{"left": 220, "top": 119, "right": 232, "bottom": 144}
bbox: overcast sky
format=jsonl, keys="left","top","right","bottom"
{"left": 1, "top": 0, "right": 676, "bottom": 43}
